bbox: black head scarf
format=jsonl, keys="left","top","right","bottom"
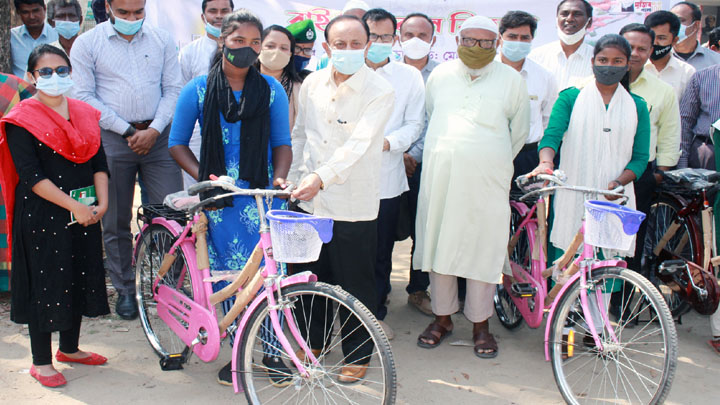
{"left": 198, "top": 57, "right": 271, "bottom": 206}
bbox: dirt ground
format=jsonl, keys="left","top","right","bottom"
{"left": 1, "top": 238, "right": 719, "bottom": 404}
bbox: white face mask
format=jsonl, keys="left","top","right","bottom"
{"left": 35, "top": 72, "right": 74, "bottom": 97}
{"left": 401, "top": 37, "right": 432, "bottom": 59}
{"left": 557, "top": 20, "right": 589, "bottom": 46}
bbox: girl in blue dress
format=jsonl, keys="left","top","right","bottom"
{"left": 169, "top": 9, "right": 292, "bottom": 387}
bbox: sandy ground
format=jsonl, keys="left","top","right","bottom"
{"left": 2, "top": 239, "right": 720, "bottom": 404}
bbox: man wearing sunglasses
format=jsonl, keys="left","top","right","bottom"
{"left": 10, "top": 0, "right": 59, "bottom": 77}
{"left": 71, "top": 0, "right": 183, "bottom": 320}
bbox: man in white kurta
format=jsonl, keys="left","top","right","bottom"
{"left": 414, "top": 16, "right": 530, "bottom": 357}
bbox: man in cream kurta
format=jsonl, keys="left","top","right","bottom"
{"left": 414, "top": 15, "right": 529, "bottom": 357}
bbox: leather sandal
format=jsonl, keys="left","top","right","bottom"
{"left": 473, "top": 330, "right": 498, "bottom": 359}
{"left": 417, "top": 321, "right": 452, "bottom": 349}
{"left": 337, "top": 363, "right": 368, "bottom": 384}
{"left": 708, "top": 338, "right": 720, "bottom": 356}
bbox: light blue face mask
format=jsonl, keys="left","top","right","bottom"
{"left": 204, "top": 17, "right": 221, "bottom": 38}
{"left": 55, "top": 20, "right": 80, "bottom": 39}
{"left": 36, "top": 73, "right": 74, "bottom": 97}
{"left": 331, "top": 48, "right": 366, "bottom": 75}
{"left": 677, "top": 24, "right": 687, "bottom": 41}
{"left": 366, "top": 42, "right": 393, "bottom": 64}
{"left": 110, "top": 9, "right": 144, "bottom": 36}
{"left": 501, "top": 40, "right": 532, "bottom": 62}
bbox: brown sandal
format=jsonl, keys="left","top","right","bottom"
{"left": 417, "top": 322, "right": 452, "bottom": 349}
{"left": 473, "top": 330, "right": 498, "bottom": 359}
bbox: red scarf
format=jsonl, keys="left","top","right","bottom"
{"left": 0, "top": 98, "right": 101, "bottom": 263}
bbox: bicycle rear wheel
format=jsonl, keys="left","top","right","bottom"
{"left": 549, "top": 266, "right": 677, "bottom": 405}
{"left": 238, "top": 282, "right": 396, "bottom": 404}
{"left": 495, "top": 204, "right": 531, "bottom": 329}
{"left": 135, "top": 224, "right": 193, "bottom": 358}
{"left": 643, "top": 195, "right": 696, "bottom": 316}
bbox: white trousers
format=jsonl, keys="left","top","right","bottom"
{"left": 711, "top": 306, "right": 720, "bottom": 337}
{"left": 429, "top": 271, "right": 495, "bottom": 323}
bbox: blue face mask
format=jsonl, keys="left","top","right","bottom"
{"left": 55, "top": 20, "right": 80, "bottom": 39}
{"left": 677, "top": 23, "right": 689, "bottom": 42}
{"left": 501, "top": 40, "right": 532, "bottom": 62}
{"left": 366, "top": 42, "right": 393, "bottom": 64}
{"left": 204, "top": 17, "right": 221, "bottom": 38}
{"left": 110, "top": 9, "right": 144, "bottom": 36}
{"left": 35, "top": 73, "right": 74, "bottom": 97}
{"left": 294, "top": 55, "right": 310, "bottom": 71}
{"left": 331, "top": 49, "right": 366, "bottom": 75}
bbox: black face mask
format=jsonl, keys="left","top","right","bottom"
{"left": 650, "top": 44, "right": 672, "bottom": 60}
{"left": 223, "top": 46, "right": 258, "bottom": 68}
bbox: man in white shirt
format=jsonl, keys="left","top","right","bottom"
{"left": 177, "top": 0, "right": 233, "bottom": 188}
{"left": 11, "top": 0, "right": 59, "bottom": 77}
{"left": 529, "top": 0, "right": 593, "bottom": 90}
{"left": 399, "top": 12, "right": 440, "bottom": 317}
{"left": 361, "top": 9, "right": 424, "bottom": 334}
{"left": 644, "top": 10, "right": 697, "bottom": 100}
{"left": 290, "top": 15, "right": 394, "bottom": 383}
{"left": 670, "top": 2, "right": 720, "bottom": 70}
{"left": 498, "top": 10, "right": 558, "bottom": 183}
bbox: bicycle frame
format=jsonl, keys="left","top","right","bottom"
{"left": 136, "top": 192, "right": 325, "bottom": 394}
{"left": 542, "top": 224, "right": 626, "bottom": 361}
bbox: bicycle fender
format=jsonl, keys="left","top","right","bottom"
{"left": 543, "top": 260, "right": 625, "bottom": 361}
{"left": 231, "top": 271, "right": 318, "bottom": 393}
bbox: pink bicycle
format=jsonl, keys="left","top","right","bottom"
{"left": 495, "top": 171, "right": 677, "bottom": 404}
{"left": 132, "top": 177, "right": 396, "bottom": 403}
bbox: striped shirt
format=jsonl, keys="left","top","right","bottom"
{"left": 70, "top": 21, "right": 182, "bottom": 135}
{"left": 529, "top": 40, "right": 594, "bottom": 91}
{"left": 678, "top": 65, "right": 720, "bottom": 168}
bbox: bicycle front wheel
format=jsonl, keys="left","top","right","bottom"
{"left": 238, "top": 282, "right": 396, "bottom": 404}
{"left": 549, "top": 267, "right": 677, "bottom": 405}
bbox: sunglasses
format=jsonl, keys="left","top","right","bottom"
{"left": 33, "top": 66, "right": 71, "bottom": 79}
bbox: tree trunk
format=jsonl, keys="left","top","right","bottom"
{"left": 0, "top": 0, "right": 12, "bottom": 74}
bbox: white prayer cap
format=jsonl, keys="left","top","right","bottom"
{"left": 342, "top": 0, "right": 370, "bottom": 13}
{"left": 458, "top": 15, "right": 498, "bottom": 36}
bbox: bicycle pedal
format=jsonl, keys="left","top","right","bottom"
{"left": 159, "top": 353, "right": 186, "bottom": 371}
{"left": 510, "top": 283, "right": 537, "bottom": 298}
{"left": 658, "top": 260, "right": 686, "bottom": 276}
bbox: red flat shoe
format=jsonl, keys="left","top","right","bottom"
{"left": 30, "top": 365, "right": 66, "bottom": 387}
{"left": 56, "top": 350, "right": 107, "bottom": 366}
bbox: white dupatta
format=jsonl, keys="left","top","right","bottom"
{"left": 551, "top": 83, "right": 638, "bottom": 256}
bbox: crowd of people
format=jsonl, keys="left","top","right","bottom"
{"left": 1, "top": 0, "right": 719, "bottom": 390}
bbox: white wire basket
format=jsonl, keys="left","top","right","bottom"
{"left": 584, "top": 200, "right": 646, "bottom": 251}
{"left": 266, "top": 210, "right": 333, "bottom": 263}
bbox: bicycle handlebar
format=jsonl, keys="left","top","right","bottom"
{"left": 517, "top": 170, "right": 628, "bottom": 203}
{"left": 183, "top": 176, "right": 295, "bottom": 213}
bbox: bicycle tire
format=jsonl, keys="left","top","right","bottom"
{"left": 549, "top": 266, "right": 677, "bottom": 405}
{"left": 495, "top": 204, "right": 531, "bottom": 329}
{"left": 135, "top": 224, "right": 194, "bottom": 358}
{"left": 643, "top": 194, "right": 695, "bottom": 316}
{"left": 237, "top": 282, "right": 396, "bottom": 404}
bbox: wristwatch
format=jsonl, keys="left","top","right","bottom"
{"left": 121, "top": 125, "right": 137, "bottom": 139}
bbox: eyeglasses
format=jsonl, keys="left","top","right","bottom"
{"left": 369, "top": 33, "right": 395, "bottom": 43}
{"left": 33, "top": 66, "right": 71, "bottom": 79}
{"left": 294, "top": 46, "right": 314, "bottom": 57}
{"left": 460, "top": 37, "right": 496, "bottom": 49}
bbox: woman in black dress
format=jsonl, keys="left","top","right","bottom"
{"left": 0, "top": 45, "right": 110, "bottom": 388}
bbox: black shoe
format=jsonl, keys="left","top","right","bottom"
{"left": 116, "top": 294, "right": 138, "bottom": 320}
{"left": 263, "top": 356, "right": 292, "bottom": 387}
{"left": 217, "top": 361, "right": 232, "bottom": 386}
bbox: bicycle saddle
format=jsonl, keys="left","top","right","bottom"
{"left": 662, "top": 168, "right": 720, "bottom": 191}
